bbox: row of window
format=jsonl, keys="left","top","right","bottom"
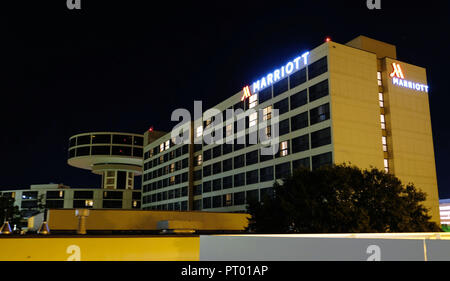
{"left": 17, "top": 190, "right": 141, "bottom": 200}
{"left": 69, "top": 145, "right": 143, "bottom": 158}
{"left": 142, "top": 172, "right": 189, "bottom": 192}
{"left": 143, "top": 200, "right": 188, "bottom": 211}
{"left": 143, "top": 157, "right": 189, "bottom": 176}
{"left": 144, "top": 141, "right": 189, "bottom": 160}
{"left": 69, "top": 134, "right": 143, "bottom": 147}
{"left": 142, "top": 186, "right": 188, "bottom": 204}
{"left": 20, "top": 199, "right": 141, "bottom": 209}
{"left": 194, "top": 187, "right": 274, "bottom": 210}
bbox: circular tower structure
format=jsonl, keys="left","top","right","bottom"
{"left": 68, "top": 132, "right": 144, "bottom": 190}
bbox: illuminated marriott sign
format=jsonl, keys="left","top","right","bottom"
{"left": 390, "top": 63, "right": 428, "bottom": 93}
{"left": 248, "top": 51, "right": 310, "bottom": 95}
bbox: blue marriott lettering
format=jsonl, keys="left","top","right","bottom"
{"left": 252, "top": 52, "right": 310, "bottom": 93}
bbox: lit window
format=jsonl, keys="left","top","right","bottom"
{"left": 170, "top": 163, "right": 175, "bottom": 173}
{"left": 265, "top": 125, "right": 272, "bottom": 138}
{"left": 263, "top": 106, "right": 272, "bottom": 121}
{"left": 249, "top": 112, "right": 258, "bottom": 127}
{"left": 165, "top": 140, "right": 170, "bottom": 150}
{"left": 379, "top": 93, "right": 384, "bottom": 107}
{"left": 224, "top": 193, "right": 232, "bottom": 206}
{"left": 384, "top": 159, "right": 389, "bottom": 173}
{"left": 59, "top": 191, "right": 64, "bottom": 198}
{"left": 170, "top": 176, "right": 175, "bottom": 185}
{"left": 280, "top": 141, "right": 289, "bottom": 157}
{"left": 382, "top": 136, "right": 387, "bottom": 152}
{"left": 196, "top": 126, "right": 203, "bottom": 138}
{"left": 85, "top": 200, "right": 94, "bottom": 207}
{"left": 133, "top": 200, "right": 138, "bottom": 207}
{"left": 196, "top": 154, "right": 202, "bottom": 166}
{"left": 380, "top": 114, "right": 386, "bottom": 129}
{"left": 226, "top": 124, "right": 233, "bottom": 137}
{"left": 160, "top": 143, "right": 165, "bottom": 152}
{"left": 205, "top": 118, "right": 212, "bottom": 127}
{"left": 377, "top": 72, "right": 382, "bottom": 86}
{"left": 249, "top": 94, "right": 258, "bottom": 109}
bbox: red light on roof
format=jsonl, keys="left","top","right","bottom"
{"left": 325, "top": 37, "right": 331, "bottom": 42}
{"left": 148, "top": 126, "right": 154, "bottom": 132}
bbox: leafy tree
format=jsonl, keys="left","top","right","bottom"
{"left": 247, "top": 164, "right": 441, "bottom": 233}
{"left": 0, "top": 194, "right": 23, "bottom": 230}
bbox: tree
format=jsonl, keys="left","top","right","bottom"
{"left": 0, "top": 194, "right": 23, "bottom": 230}
{"left": 247, "top": 164, "right": 441, "bottom": 233}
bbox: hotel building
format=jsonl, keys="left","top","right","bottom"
{"left": 140, "top": 35, "right": 439, "bottom": 223}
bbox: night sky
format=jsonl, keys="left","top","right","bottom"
{"left": 2, "top": 1, "right": 450, "bottom": 197}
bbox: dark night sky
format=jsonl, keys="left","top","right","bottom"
{"left": 2, "top": 1, "right": 450, "bottom": 197}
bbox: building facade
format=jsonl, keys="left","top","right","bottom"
{"left": 141, "top": 36, "right": 440, "bottom": 223}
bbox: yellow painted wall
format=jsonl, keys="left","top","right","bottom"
{"left": 46, "top": 209, "right": 249, "bottom": 231}
{"left": 382, "top": 58, "right": 440, "bottom": 223}
{"left": 0, "top": 236, "right": 199, "bottom": 261}
{"left": 328, "top": 42, "right": 385, "bottom": 170}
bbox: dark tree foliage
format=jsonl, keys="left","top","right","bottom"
{"left": 0, "top": 195, "right": 22, "bottom": 228}
{"left": 247, "top": 164, "right": 441, "bottom": 233}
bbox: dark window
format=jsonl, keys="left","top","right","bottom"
{"left": 182, "top": 172, "right": 188, "bottom": 182}
{"left": 309, "top": 79, "right": 329, "bottom": 102}
{"left": 181, "top": 186, "right": 188, "bottom": 197}
{"left": 223, "top": 176, "right": 233, "bottom": 189}
{"left": 203, "top": 197, "right": 212, "bottom": 209}
{"left": 133, "top": 147, "right": 143, "bottom": 157}
{"left": 234, "top": 192, "right": 245, "bottom": 205}
{"left": 112, "top": 146, "right": 132, "bottom": 156}
{"left": 274, "top": 98, "right": 289, "bottom": 115}
{"left": 46, "top": 191, "right": 64, "bottom": 199}
{"left": 76, "top": 146, "right": 90, "bottom": 156}
{"left": 222, "top": 158, "right": 232, "bottom": 172}
{"left": 311, "top": 127, "right": 331, "bottom": 148}
{"left": 234, "top": 100, "right": 245, "bottom": 111}
{"left": 234, "top": 173, "right": 245, "bottom": 187}
{"left": 246, "top": 150, "right": 258, "bottom": 166}
{"left": 222, "top": 143, "right": 233, "bottom": 155}
{"left": 289, "top": 67, "right": 307, "bottom": 88}
{"left": 182, "top": 144, "right": 189, "bottom": 155}
{"left": 175, "top": 147, "right": 181, "bottom": 157}
{"left": 203, "top": 149, "right": 212, "bottom": 161}
{"left": 174, "top": 188, "right": 181, "bottom": 198}
{"left": 103, "top": 191, "right": 123, "bottom": 199}
{"left": 308, "top": 56, "right": 328, "bottom": 80}
{"left": 275, "top": 162, "right": 291, "bottom": 179}
{"left": 103, "top": 200, "right": 122, "bottom": 209}
{"left": 234, "top": 155, "right": 245, "bottom": 169}
{"left": 116, "top": 171, "right": 127, "bottom": 189}
{"left": 246, "top": 189, "right": 259, "bottom": 203}
{"left": 279, "top": 119, "right": 290, "bottom": 136}
{"left": 213, "top": 145, "right": 222, "bottom": 158}
{"left": 258, "top": 87, "right": 272, "bottom": 104}
{"left": 193, "top": 199, "right": 202, "bottom": 210}
{"left": 213, "top": 195, "right": 222, "bottom": 208}
{"left": 210, "top": 179, "right": 221, "bottom": 191}
{"left": 74, "top": 191, "right": 93, "bottom": 199}
{"left": 194, "top": 169, "right": 202, "bottom": 181}
{"left": 132, "top": 192, "right": 141, "bottom": 200}
{"left": 291, "top": 111, "right": 309, "bottom": 131}
{"left": 273, "top": 77, "right": 288, "bottom": 97}
{"left": 246, "top": 170, "right": 259, "bottom": 185}
{"left": 312, "top": 152, "right": 333, "bottom": 170}
{"left": 260, "top": 187, "right": 274, "bottom": 200}
{"left": 194, "top": 184, "right": 202, "bottom": 195}
{"left": 290, "top": 89, "right": 308, "bottom": 110}
{"left": 92, "top": 134, "right": 111, "bottom": 144}
{"left": 21, "top": 200, "right": 37, "bottom": 209}
{"left": 213, "top": 162, "right": 222, "bottom": 174}
{"left": 46, "top": 200, "right": 64, "bottom": 209}
{"left": 260, "top": 166, "right": 274, "bottom": 182}
{"left": 310, "top": 103, "right": 330, "bottom": 125}
{"left": 292, "top": 134, "right": 310, "bottom": 153}
{"left": 203, "top": 165, "right": 212, "bottom": 177}
{"left": 203, "top": 181, "right": 212, "bottom": 193}
{"left": 77, "top": 135, "right": 90, "bottom": 145}
{"left": 293, "top": 157, "right": 310, "bottom": 170}
{"left": 69, "top": 148, "right": 76, "bottom": 158}
{"left": 112, "top": 134, "right": 132, "bottom": 145}
{"left": 133, "top": 136, "right": 143, "bottom": 146}
{"left": 194, "top": 144, "right": 202, "bottom": 153}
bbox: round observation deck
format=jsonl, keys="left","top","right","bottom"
{"left": 68, "top": 132, "right": 144, "bottom": 190}
{"left": 68, "top": 132, "right": 144, "bottom": 175}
